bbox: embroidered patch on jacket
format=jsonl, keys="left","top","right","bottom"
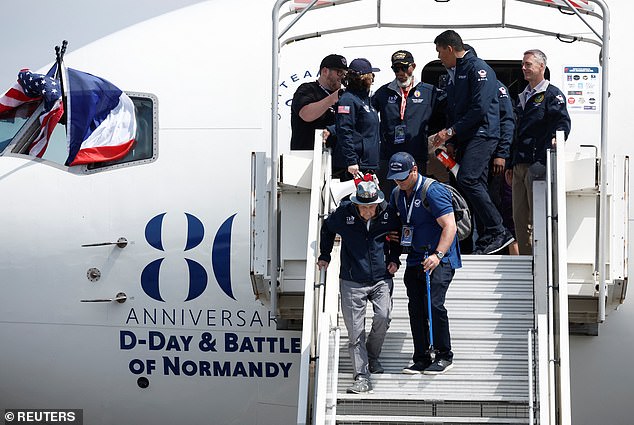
{"left": 338, "top": 105, "right": 350, "bottom": 114}
{"left": 534, "top": 93, "right": 545, "bottom": 104}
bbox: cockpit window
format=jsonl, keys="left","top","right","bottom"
{"left": 86, "top": 95, "right": 156, "bottom": 171}
{"left": 0, "top": 102, "right": 40, "bottom": 154}
{"left": 1, "top": 92, "right": 157, "bottom": 171}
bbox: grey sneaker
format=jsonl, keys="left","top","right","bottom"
{"left": 401, "top": 359, "right": 433, "bottom": 375}
{"left": 423, "top": 358, "right": 454, "bottom": 375}
{"left": 346, "top": 377, "right": 373, "bottom": 394}
{"left": 368, "top": 360, "right": 384, "bottom": 374}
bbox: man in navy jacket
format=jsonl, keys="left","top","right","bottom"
{"left": 432, "top": 30, "right": 514, "bottom": 255}
{"left": 318, "top": 180, "right": 401, "bottom": 393}
{"left": 506, "top": 49, "right": 571, "bottom": 255}
{"left": 372, "top": 50, "right": 444, "bottom": 194}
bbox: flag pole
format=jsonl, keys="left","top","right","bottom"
{"left": 55, "top": 40, "right": 68, "bottom": 119}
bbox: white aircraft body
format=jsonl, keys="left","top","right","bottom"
{"left": 0, "top": 1, "right": 632, "bottom": 424}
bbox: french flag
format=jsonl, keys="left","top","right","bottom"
{"left": 65, "top": 68, "right": 136, "bottom": 166}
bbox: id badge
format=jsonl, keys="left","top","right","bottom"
{"left": 394, "top": 124, "right": 406, "bottom": 144}
{"left": 401, "top": 225, "right": 413, "bottom": 246}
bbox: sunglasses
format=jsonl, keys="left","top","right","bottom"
{"left": 391, "top": 64, "right": 410, "bottom": 73}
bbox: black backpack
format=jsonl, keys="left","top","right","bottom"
{"left": 420, "top": 177, "right": 472, "bottom": 241}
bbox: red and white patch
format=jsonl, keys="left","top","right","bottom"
{"left": 478, "top": 69, "right": 487, "bottom": 78}
{"left": 338, "top": 105, "right": 350, "bottom": 114}
{"left": 567, "top": 97, "right": 576, "bottom": 104}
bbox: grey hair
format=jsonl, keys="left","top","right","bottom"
{"left": 524, "top": 49, "right": 547, "bottom": 66}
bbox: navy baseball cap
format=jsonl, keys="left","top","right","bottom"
{"left": 386, "top": 152, "right": 416, "bottom": 180}
{"left": 348, "top": 58, "right": 380, "bottom": 75}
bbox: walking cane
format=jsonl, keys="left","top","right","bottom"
{"left": 424, "top": 251, "right": 435, "bottom": 355}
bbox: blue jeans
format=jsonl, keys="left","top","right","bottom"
{"left": 403, "top": 262, "right": 454, "bottom": 363}
{"left": 456, "top": 137, "right": 505, "bottom": 239}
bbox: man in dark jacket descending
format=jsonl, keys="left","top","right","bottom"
{"left": 318, "top": 180, "right": 401, "bottom": 394}
{"left": 432, "top": 30, "right": 514, "bottom": 255}
{"left": 372, "top": 50, "right": 444, "bottom": 194}
{"left": 506, "top": 49, "right": 571, "bottom": 255}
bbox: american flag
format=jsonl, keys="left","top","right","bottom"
{"left": 0, "top": 66, "right": 64, "bottom": 157}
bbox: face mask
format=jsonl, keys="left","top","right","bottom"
{"left": 396, "top": 76, "right": 412, "bottom": 88}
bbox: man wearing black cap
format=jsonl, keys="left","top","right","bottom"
{"left": 318, "top": 180, "right": 401, "bottom": 393}
{"left": 290, "top": 54, "right": 348, "bottom": 151}
{"left": 387, "top": 151, "right": 461, "bottom": 375}
{"left": 372, "top": 50, "right": 444, "bottom": 194}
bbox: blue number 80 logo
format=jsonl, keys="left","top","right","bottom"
{"left": 141, "top": 212, "right": 236, "bottom": 302}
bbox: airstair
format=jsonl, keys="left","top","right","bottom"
{"left": 250, "top": 132, "right": 628, "bottom": 424}
{"left": 334, "top": 255, "right": 534, "bottom": 424}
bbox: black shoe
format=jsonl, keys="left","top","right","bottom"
{"left": 369, "top": 360, "right": 384, "bottom": 374}
{"left": 402, "top": 359, "right": 433, "bottom": 375}
{"left": 483, "top": 230, "right": 515, "bottom": 255}
{"left": 423, "top": 358, "right": 454, "bottom": 375}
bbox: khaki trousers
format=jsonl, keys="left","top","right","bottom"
{"left": 512, "top": 162, "right": 546, "bottom": 255}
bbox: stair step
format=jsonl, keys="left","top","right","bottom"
{"left": 336, "top": 415, "right": 528, "bottom": 424}
{"left": 337, "top": 373, "right": 528, "bottom": 400}
{"left": 335, "top": 415, "right": 528, "bottom": 424}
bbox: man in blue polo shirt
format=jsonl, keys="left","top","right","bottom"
{"left": 388, "top": 152, "right": 461, "bottom": 374}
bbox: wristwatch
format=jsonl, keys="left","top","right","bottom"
{"left": 446, "top": 127, "right": 455, "bottom": 137}
{"left": 434, "top": 250, "right": 445, "bottom": 260}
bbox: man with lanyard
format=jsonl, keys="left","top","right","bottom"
{"left": 318, "top": 180, "right": 401, "bottom": 393}
{"left": 432, "top": 30, "right": 514, "bottom": 255}
{"left": 372, "top": 50, "right": 444, "bottom": 194}
{"left": 290, "top": 54, "right": 348, "bottom": 150}
{"left": 506, "top": 49, "right": 570, "bottom": 255}
{"left": 387, "top": 152, "right": 461, "bottom": 375}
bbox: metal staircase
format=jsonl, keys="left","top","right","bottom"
{"left": 334, "top": 255, "right": 534, "bottom": 424}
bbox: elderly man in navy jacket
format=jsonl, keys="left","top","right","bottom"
{"left": 372, "top": 50, "right": 444, "bottom": 194}
{"left": 507, "top": 49, "right": 571, "bottom": 255}
{"left": 318, "top": 180, "right": 401, "bottom": 394}
{"left": 432, "top": 30, "right": 514, "bottom": 255}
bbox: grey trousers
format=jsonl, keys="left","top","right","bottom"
{"left": 340, "top": 278, "right": 392, "bottom": 379}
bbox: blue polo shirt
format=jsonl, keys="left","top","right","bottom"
{"left": 390, "top": 175, "right": 461, "bottom": 269}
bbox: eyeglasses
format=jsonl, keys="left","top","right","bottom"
{"left": 391, "top": 64, "right": 410, "bottom": 73}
